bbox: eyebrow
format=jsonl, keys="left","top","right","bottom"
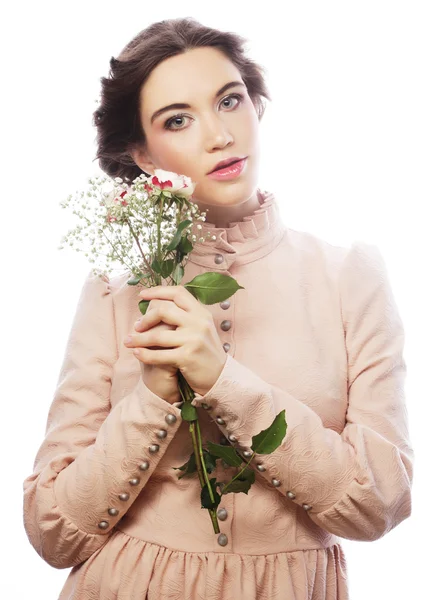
{"left": 150, "top": 81, "right": 246, "bottom": 124}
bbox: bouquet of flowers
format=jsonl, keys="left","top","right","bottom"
{"left": 59, "top": 169, "right": 287, "bottom": 537}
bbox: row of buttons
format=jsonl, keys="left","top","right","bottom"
{"left": 97, "top": 412, "right": 178, "bottom": 531}
{"left": 218, "top": 270, "right": 231, "bottom": 354}
{"left": 216, "top": 269, "right": 231, "bottom": 546}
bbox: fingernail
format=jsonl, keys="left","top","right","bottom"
{"left": 124, "top": 335, "right": 132, "bottom": 343}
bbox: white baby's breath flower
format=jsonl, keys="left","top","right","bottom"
{"left": 59, "top": 170, "right": 211, "bottom": 283}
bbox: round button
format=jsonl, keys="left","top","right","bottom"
{"left": 220, "top": 320, "right": 232, "bottom": 331}
{"left": 149, "top": 444, "right": 160, "bottom": 453}
{"left": 272, "top": 478, "right": 282, "bottom": 487}
{"left": 214, "top": 254, "right": 224, "bottom": 264}
{"left": 217, "top": 533, "right": 228, "bottom": 546}
{"left": 108, "top": 508, "right": 119, "bottom": 516}
{"left": 228, "top": 434, "right": 237, "bottom": 443}
{"left": 156, "top": 429, "right": 168, "bottom": 439}
{"left": 243, "top": 450, "right": 253, "bottom": 458}
{"left": 165, "top": 413, "right": 177, "bottom": 425}
{"left": 217, "top": 508, "right": 228, "bottom": 521}
{"left": 201, "top": 403, "right": 211, "bottom": 410}
{"left": 129, "top": 477, "right": 140, "bottom": 486}
{"left": 98, "top": 520, "right": 109, "bottom": 530}
{"left": 256, "top": 464, "right": 266, "bottom": 472}
{"left": 216, "top": 416, "right": 225, "bottom": 425}
{"left": 286, "top": 491, "right": 296, "bottom": 500}
{"left": 302, "top": 504, "right": 312, "bottom": 511}
{"left": 139, "top": 460, "right": 150, "bottom": 471}
{"left": 220, "top": 300, "right": 230, "bottom": 310}
{"left": 223, "top": 342, "right": 231, "bottom": 352}
{"left": 118, "top": 492, "right": 130, "bottom": 501}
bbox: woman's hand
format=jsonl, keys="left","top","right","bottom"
{"left": 124, "top": 285, "right": 227, "bottom": 396}
{"left": 130, "top": 299, "right": 181, "bottom": 405}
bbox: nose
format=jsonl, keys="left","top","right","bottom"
{"left": 203, "top": 114, "right": 234, "bottom": 152}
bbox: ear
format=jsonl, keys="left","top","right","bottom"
{"left": 129, "top": 144, "right": 157, "bottom": 177}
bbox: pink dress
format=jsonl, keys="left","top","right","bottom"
{"left": 23, "top": 189, "right": 414, "bottom": 599}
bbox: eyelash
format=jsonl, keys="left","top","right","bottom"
{"left": 163, "top": 93, "right": 244, "bottom": 132}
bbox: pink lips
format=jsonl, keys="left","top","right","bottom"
{"left": 207, "top": 158, "right": 247, "bottom": 181}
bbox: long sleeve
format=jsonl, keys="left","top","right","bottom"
{"left": 191, "top": 241, "right": 414, "bottom": 542}
{"left": 23, "top": 271, "right": 183, "bottom": 569}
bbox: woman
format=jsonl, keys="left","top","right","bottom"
{"left": 23, "top": 17, "right": 414, "bottom": 600}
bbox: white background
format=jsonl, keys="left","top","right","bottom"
{"left": 2, "top": 1, "right": 424, "bottom": 598}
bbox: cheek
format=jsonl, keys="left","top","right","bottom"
{"left": 150, "top": 133, "right": 201, "bottom": 176}
{"left": 239, "top": 106, "right": 260, "bottom": 140}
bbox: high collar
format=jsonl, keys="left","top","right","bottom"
{"left": 188, "top": 188, "right": 287, "bottom": 269}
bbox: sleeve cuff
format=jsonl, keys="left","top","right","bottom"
{"left": 191, "top": 354, "right": 276, "bottom": 449}
{"left": 136, "top": 375, "right": 184, "bottom": 412}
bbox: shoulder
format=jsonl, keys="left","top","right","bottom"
{"left": 281, "top": 226, "right": 351, "bottom": 273}
{"left": 78, "top": 269, "right": 142, "bottom": 316}
{"left": 282, "top": 226, "right": 382, "bottom": 279}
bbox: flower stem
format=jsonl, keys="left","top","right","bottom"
{"left": 178, "top": 373, "right": 220, "bottom": 534}
{"left": 195, "top": 419, "right": 219, "bottom": 533}
{"left": 189, "top": 421, "right": 205, "bottom": 488}
{"left": 188, "top": 422, "right": 219, "bottom": 532}
{"left": 126, "top": 218, "right": 157, "bottom": 280}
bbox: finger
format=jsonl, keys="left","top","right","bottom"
{"left": 134, "top": 328, "right": 184, "bottom": 349}
{"left": 134, "top": 346, "right": 181, "bottom": 366}
{"left": 139, "top": 285, "right": 199, "bottom": 312}
{"left": 134, "top": 318, "right": 176, "bottom": 332}
{"left": 138, "top": 303, "right": 187, "bottom": 332}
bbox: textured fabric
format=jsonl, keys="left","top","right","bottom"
{"left": 22, "top": 189, "right": 414, "bottom": 599}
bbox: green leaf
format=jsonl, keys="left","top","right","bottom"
{"left": 200, "top": 478, "right": 221, "bottom": 509}
{"left": 184, "top": 272, "right": 245, "bottom": 305}
{"left": 242, "top": 467, "right": 255, "bottom": 483}
{"left": 161, "top": 259, "right": 174, "bottom": 278}
{"left": 172, "top": 264, "right": 184, "bottom": 285}
{"left": 221, "top": 478, "right": 252, "bottom": 495}
{"left": 127, "top": 272, "right": 151, "bottom": 286}
{"left": 206, "top": 442, "right": 243, "bottom": 467}
{"left": 238, "top": 467, "right": 256, "bottom": 484}
{"left": 179, "top": 235, "right": 193, "bottom": 254}
{"left": 127, "top": 276, "right": 142, "bottom": 285}
{"left": 138, "top": 299, "right": 150, "bottom": 315}
{"left": 181, "top": 401, "right": 198, "bottom": 422}
{"left": 251, "top": 409, "right": 288, "bottom": 454}
{"left": 221, "top": 466, "right": 256, "bottom": 495}
{"left": 172, "top": 452, "right": 197, "bottom": 479}
{"left": 203, "top": 450, "right": 218, "bottom": 474}
{"left": 151, "top": 258, "right": 162, "bottom": 274}
{"left": 166, "top": 219, "right": 192, "bottom": 252}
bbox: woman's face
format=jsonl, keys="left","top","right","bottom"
{"left": 132, "top": 46, "right": 261, "bottom": 209}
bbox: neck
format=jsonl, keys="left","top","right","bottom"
{"left": 193, "top": 189, "right": 262, "bottom": 229}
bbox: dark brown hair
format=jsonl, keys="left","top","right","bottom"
{"left": 92, "top": 17, "right": 272, "bottom": 185}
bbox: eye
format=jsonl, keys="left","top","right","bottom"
{"left": 163, "top": 93, "right": 244, "bottom": 132}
